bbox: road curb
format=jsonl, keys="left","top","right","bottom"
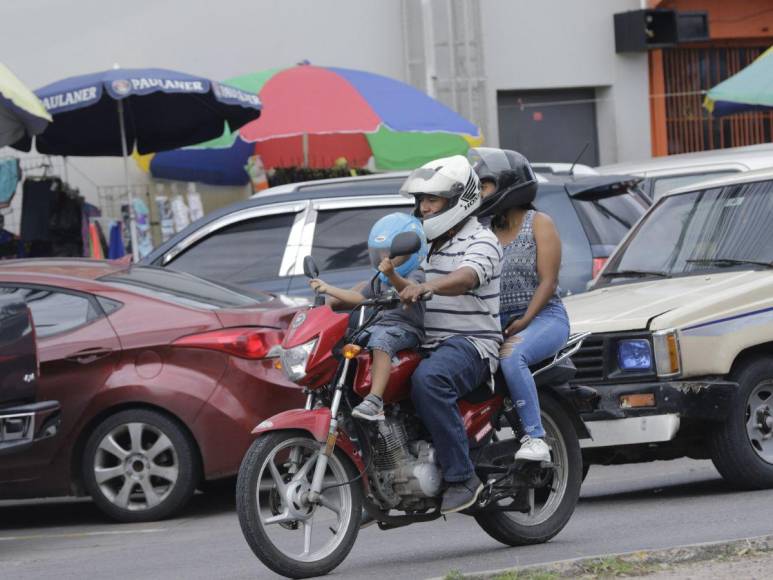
{"left": 429, "top": 533, "right": 773, "bottom": 579}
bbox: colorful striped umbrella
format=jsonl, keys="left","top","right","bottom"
{"left": 145, "top": 64, "right": 483, "bottom": 185}
{"left": 705, "top": 46, "right": 773, "bottom": 115}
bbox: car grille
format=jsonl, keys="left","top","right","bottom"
{"left": 571, "top": 335, "right": 605, "bottom": 383}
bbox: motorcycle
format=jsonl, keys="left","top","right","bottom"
{"left": 236, "top": 232, "right": 597, "bottom": 579}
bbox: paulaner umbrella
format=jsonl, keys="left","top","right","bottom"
{"left": 0, "top": 62, "right": 51, "bottom": 148}
{"left": 14, "top": 67, "right": 262, "bottom": 259}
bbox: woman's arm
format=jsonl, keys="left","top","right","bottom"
{"left": 504, "top": 212, "right": 562, "bottom": 336}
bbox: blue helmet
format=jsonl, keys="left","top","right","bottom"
{"left": 368, "top": 213, "right": 428, "bottom": 285}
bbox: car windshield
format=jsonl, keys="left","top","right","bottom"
{"left": 599, "top": 179, "right": 773, "bottom": 285}
{"left": 100, "top": 266, "right": 270, "bottom": 310}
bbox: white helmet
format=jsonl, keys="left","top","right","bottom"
{"left": 399, "top": 155, "right": 481, "bottom": 241}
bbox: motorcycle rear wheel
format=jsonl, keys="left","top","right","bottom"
{"left": 475, "top": 394, "right": 582, "bottom": 546}
{"left": 236, "top": 431, "right": 362, "bottom": 578}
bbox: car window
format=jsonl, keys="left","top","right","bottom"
{"left": 651, "top": 170, "right": 739, "bottom": 199}
{"left": 311, "top": 206, "right": 411, "bottom": 271}
{"left": 533, "top": 187, "right": 593, "bottom": 294}
{"left": 602, "top": 179, "right": 773, "bottom": 283}
{"left": 166, "top": 212, "right": 295, "bottom": 285}
{"left": 100, "top": 266, "right": 269, "bottom": 310}
{"left": 571, "top": 191, "right": 648, "bottom": 247}
{"left": 0, "top": 286, "right": 99, "bottom": 338}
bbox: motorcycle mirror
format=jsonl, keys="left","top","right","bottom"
{"left": 303, "top": 255, "right": 320, "bottom": 279}
{"left": 389, "top": 231, "right": 421, "bottom": 259}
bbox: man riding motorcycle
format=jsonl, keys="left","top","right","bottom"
{"left": 399, "top": 154, "right": 504, "bottom": 513}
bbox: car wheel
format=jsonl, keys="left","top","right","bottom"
{"left": 82, "top": 408, "right": 200, "bottom": 522}
{"left": 710, "top": 357, "right": 773, "bottom": 490}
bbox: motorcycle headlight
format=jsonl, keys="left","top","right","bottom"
{"left": 617, "top": 339, "right": 653, "bottom": 372}
{"left": 653, "top": 330, "right": 681, "bottom": 377}
{"left": 279, "top": 339, "right": 317, "bottom": 382}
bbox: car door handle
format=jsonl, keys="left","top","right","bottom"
{"left": 65, "top": 347, "right": 114, "bottom": 365}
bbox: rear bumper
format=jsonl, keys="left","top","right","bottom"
{"left": 579, "top": 378, "right": 737, "bottom": 448}
{"left": 0, "top": 400, "right": 61, "bottom": 456}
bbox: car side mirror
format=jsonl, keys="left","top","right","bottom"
{"left": 389, "top": 231, "right": 421, "bottom": 259}
{"left": 303, "top": 255, "right": 319, "bottom": 279}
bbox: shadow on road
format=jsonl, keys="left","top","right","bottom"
{"left": 581, "top": 476, "right": 735, "bottom": 504}
{"left": 0, "top": 481, "right": 238, "bottom": 531}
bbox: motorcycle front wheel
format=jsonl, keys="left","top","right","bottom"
{"left": 475, "top": 394, "right": 582, "bottom": 546}
{"left": 236, "top": 431, "right": 362, "bottom": 579}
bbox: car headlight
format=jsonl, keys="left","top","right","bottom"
{"left": 279, "top": 338, "right": 317, "bottom": 382}
{"left": 617, "top": 339, "right": 653, "bottom": 372}
{"left": 653, "top": 330, "right": 681, "bottom": 377}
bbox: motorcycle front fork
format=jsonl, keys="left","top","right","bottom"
{"left": 307, "top": 356, "right": 352, "bottom": 503}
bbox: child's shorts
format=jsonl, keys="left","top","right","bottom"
{"left": 366, "top": 324, "right": 421, "bottom": 359}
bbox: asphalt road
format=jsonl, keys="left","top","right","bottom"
{"left": 2, "top": 458, "right": 772, "bottom": 580}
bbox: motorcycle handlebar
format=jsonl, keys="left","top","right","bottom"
{"left": 363, "top": 290, "right": 433, "bottom": 308}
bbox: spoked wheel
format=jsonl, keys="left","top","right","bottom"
{"left": 475, "top": 395, "right": 582, "bottom": 545}
{"left": 82, "top": 409, "right": 199, "bottom": 522}
{"left": 236, "top": 431, "right": 362, "bottom": 579}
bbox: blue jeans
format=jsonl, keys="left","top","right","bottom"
{"left": 411, "top": 336, "right": 489, "bottom": 483}
{"left": 366, "top": 324, "right": 420, "bottom": 359}
{"left": 499, "top": 302, "right": 570, "bottom": 438}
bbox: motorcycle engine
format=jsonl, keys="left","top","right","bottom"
{"left": 370, "top": 415, "right": 443, "bottom": 510}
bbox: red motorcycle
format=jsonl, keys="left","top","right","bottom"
{"left": 236, "top": 233, "right": 596, "bottom": 579}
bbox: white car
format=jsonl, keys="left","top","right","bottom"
{"left": 565, "top": 168, "right": 773, "bottom": 489}
{"left": 596, "top": 143, "right": 773, "bottom": 201}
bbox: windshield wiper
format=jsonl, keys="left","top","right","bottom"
{"left": 601, "top": 269, "right": 670, "bottom": 279}
{"left": 685, "top": 258, "right": 773, "bottom": 269}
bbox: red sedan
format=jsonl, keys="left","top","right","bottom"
{"left": 0, "top": 259, "right": 306, "bottom": 522}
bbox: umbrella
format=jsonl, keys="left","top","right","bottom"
{"left": 704, "top": 46, "right": 773, "bottom": 115}
{"left": 0, "top": 62, "right": 51, "bottom": 148}
{"left": 14, "top": 67, "right": 262, "bottom": 259}
{"left": 144, "top": 64, "right": 483, "bottom": 186}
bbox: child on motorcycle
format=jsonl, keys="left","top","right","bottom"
{"left": 309, "top": 212, "right": 428, "bottom": 421}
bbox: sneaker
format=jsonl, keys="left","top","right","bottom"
{"left": 440, "top": 475, "right": 483, "bottom": 514}
{"left": 352, "top": 394, "right": 385, "bottom": 421}
{"left": 515, "top": 436, "right": 551, "bottom": 463}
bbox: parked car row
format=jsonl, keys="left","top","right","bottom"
{"left": 143, "top": 170, "right": 650, "bottom": 297}
{"left": 4, "top": 147, "right": 773, "bottom": 522}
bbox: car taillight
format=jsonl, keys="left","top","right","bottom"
{"left": 592, "top": 257, "right": 608, "bottom": 279}
{"left": 173, "top": 328, "right": 283, "bottom": 360}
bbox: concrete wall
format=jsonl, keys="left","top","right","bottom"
{"left": 479, "top": 0, "right": 651, "bottom": 164}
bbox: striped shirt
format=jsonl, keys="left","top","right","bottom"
{"left": 423, "top": 217, "right": 503, "bottom": 373}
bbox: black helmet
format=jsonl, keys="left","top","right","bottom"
{"left": 467, "top": 147, "right": 537, "bottom": 218}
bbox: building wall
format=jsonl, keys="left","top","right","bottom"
{"left": 479, "top": 0, "right": 651, "bottom": 164}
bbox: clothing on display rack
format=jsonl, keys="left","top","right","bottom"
{"left": 82, "top": 202, "right": 101, "bottom": 257}
{"left": 0, "top": 214, "right": 22, "bottom": 259}
{"left": 108, "top": 221, "right": 126, "bottom": 259}
{"left": 0, "top": 158, "right": 21, "bottom": 208}
{"left": 21, "top": 176, "right": 85, "bottom": 257}
{"left": 171, "top": 194, "right": 191, "bottom": 233}
{"left": 132, "top": 198, "right": 153, "bottom": 258}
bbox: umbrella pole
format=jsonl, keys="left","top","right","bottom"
{"left": 117, "top": 99, "right": 140, "bottom": 261}
{"left": 302, "top": 133, "right": 309, "bottom": 167}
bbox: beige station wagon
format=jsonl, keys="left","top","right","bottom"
{"left": 564, "top": 168, "right": 773, "bottom": 489}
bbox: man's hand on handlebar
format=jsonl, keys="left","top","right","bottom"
{"left": 399, "top": 283, "right": 433, "bottom": 304}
